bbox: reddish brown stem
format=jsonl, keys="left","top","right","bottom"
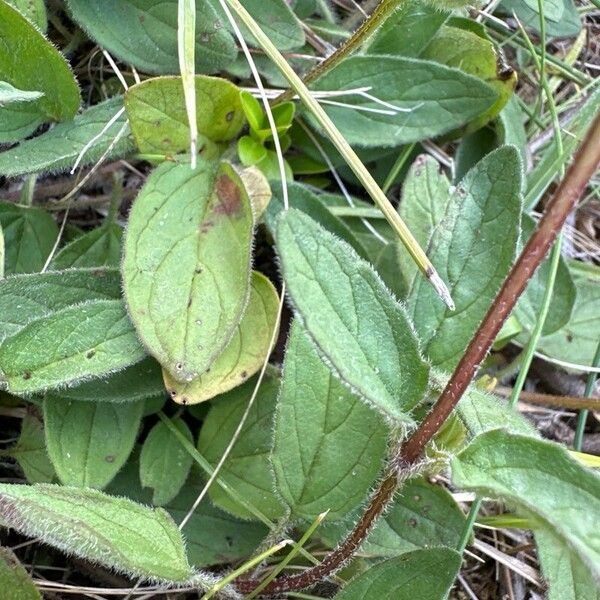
{"left": 236, "top": 112, "right": 600, "bottom": 596}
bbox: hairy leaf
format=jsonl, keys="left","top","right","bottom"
{"left": 403, "top": 147, "right": 522, "bottom": 370}
{"left": 514, "top": 214, "right": 575, "bottom": 336}
{"left": 0, "top": 546, "right": 41, "bottom": 600}
{"left": 50, "top": 223, "right": 122, "bottom": 269}
{"left": 0, "top": 268, "right": 121, "bottom": 344}
{"left": 44, "top": 397, "right": 143, "bottom": 489}
{"left": 9, "top": 413, "right": 55, "bottom": 483}
{"left": 123, "top": 159, "right": 254, "bottom": 381}
{"left": 311, "top": 55, "right": 497, "bottom": 147}
{"left": 139, "top": 418, "right": 193, "bottom": 505}
{"left": 452, "top": 430, "right": 600, "bottom": 578}
{"left": 0, "top": 82, "right": 43, "bottom": 105}
{"left": 59, "top": 357, "right": 165, "bottom": 403}
{"left": 0, "top": 299, "right": 145, "bottom": 393}
{"left": 0, "top": 97, "right": 135, "bottom": 177}
{"left": 322, "top": 477, "right": 465, "bottom": 557}
{"left": 536, "top": 526, "right": 600, "bottom": 600}
{"left": 272, "top": 321, "right": 387, "bottom": 520}
{"left": 0, "top": 1, "right": 79, "bottom": 142}
{"left": 197, "top": 375, "right": 285, "bottom": 519}
{"left": 0, "top": 203, "right": 58, "bottom": 274}
{"left": 125, "top": 75, "right": 245, "bottom": 156}
{"left": 334, "top": 547, "right": 461, "bottom": 600}
{"left": 421, "top": 24, "right": 516, "bottom": 131}
{"left": 532, "top": 262, "right": 600, "bottom": 367}
{"left": 0, "top": 483, "right": 192, "bottom": 581}
{"left": 276, "top": 209, "right": 429, "bottom": 424}
{"left": 66, "top": 0, "right": 236, "bottom": 75}
{"left": 163, "top": 271, "right": 279, "bottom": 405}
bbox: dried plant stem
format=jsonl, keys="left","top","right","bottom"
{"left": 275, "top": 0, "right": 402, "bottom": 103}
{"left": 236, "top": 110, "right": 600, "bottom": 596}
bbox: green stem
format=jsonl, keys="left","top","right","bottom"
{"left": 19, "top": 175, "right": 36, "bottom": 207}
{"left": 574, "top": 340, "right": 600, "bottom": 451}
{"left": 276, "top": 0, "right": 402, "bottom": 103}
{"left": 382, "top": 143, "right": 416, "bottom": 194}
{"left": 456, "top": 498, "right": 482, "bottom": 555}
{"left": 223, "top": 0, "right": 454, "bottom": 309}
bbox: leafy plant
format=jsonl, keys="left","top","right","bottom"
{"left": 0, "top": 0, "right": 599, "bottom": 598}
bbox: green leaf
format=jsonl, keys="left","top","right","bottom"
{"left": 322, "top": 477, "right": 465, "bottom": 558}
{"left": 0, "top": 203, "right": 58, "bottom": 274}
{"left": 535, "top": 526, "right": 600, "bottom": 600}
{"left": 0, "top": 82, "right": 43, "bottom": 105}
{"left": 310, "top": 55, "right": 498, "bottom": 147}
{"left": 498, "top": 0, "right": 581, "bottom": 38}
{"left": 0, "top": 546, "right": 41, "bottom": 600}
{"left": 167, "top": 474, "right": 268, "bottom": 567}
{"left": 514, "top": 214, "right": 575, "bottom": 336}
{"left": 0, "top": 1, "right": 79, "bottom": 142}
{"left": 0, "top": 483, "right": 192, "bottom": 581}
{"left": 5, "top": 0, "right": 46, "bottom": 30}
{"left": 123, "top": 159, "right": 254, "bottom": 382}
{"left": 59, "top": 357, "right": 165, "bottom": 403}
{"left": 452, "top": 430, "right": 600, "bottom": 578}
{"left": 163, "top": 271, "right": 279, "bottom": 405}
{"left": 266, "top": 181, "right": 369, "bottom": 261}
{"left": 456, "top": 385, "right": 538, "bottom": 439}
{"left": 276, "top": 209, "right": 428, "bottom": 424}
{"left": 210, "top": 0, "right": 304, "bottom": 50}
{"left": 533, "top": 262, "right": 600, "bottom": 367}
{"left": 108, "top": 461, "right": 269, "bottom": 567}
{"left": 0, "top": 97, "right": 135, "bottom": 177}
{"left": 497, "top": 96, "right": 528, "bottom": 166}
{"left": 197, "top": 375, "right": 286, "bottom": 520}
{"left": 9, "top": 413, "right": 55, "bottom": 483}
{"left": 124, "top": 75, "right": 245, "bottom": 156}
{"left": 139, "top": 418, "right": 194, "bottom": 505}
{"left": 421, "top": 24, "right": 516, "bottom": 132}
{"left": 272, "top": 321, "right": 387, "bottom": 521}
{"left": 0, "top": 299, "right": 145, "bottom": 393}
{"left": 66, "top": 0, "right": 236, "bottom": 75}
{"left": 334, "top": 548, "right": 461, "bottom": 600}
{"left": 403, "top": 147, "right": 522, "bottom": 370}
{"left": 50, "top": 223, "right": 122, "bottom": 269}
{"left": 365, "top": 1, "right": 448, "bottom": 57}
{"left": 44, "top": 396, "right": 143, "bottom": 489}
{"left": 0, "top": 268, "right": 121, "bottom": 344}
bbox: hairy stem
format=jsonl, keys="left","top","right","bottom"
{"left": 236, "top": 110, "right": 600, "bottom": 596}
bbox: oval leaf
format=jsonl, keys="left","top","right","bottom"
{"left": 0, "top": 203, "right": 58, "bottom": 274}
{"left": 197, "top": 375, "right": 286, "bottom": 520}
{"left": 276, "top": 208, "right": 429, "bottom": 424}
{"left": 123, "top": 159, "right": 254, "bottom": 381}
{"left": 66, "top": 0, "right": 236, "bottom": 75}
{"left": 452, "top": 429, "right": 600, "bottom": 578}
{"left": 334, "top": 547, "right": 461, "bottom": 600}
{"left": 311, "top": 55, "right": 498, "bottom": 147}
{"left": 0, "top": 299, "right": 145, "bottom": 393}
{"left": 0, "top": 0, "right": 79, "bottom": 140}
{"left": 50, "top": 223, "right": 122, "bottom": 269}
{"left": 44, "top": 397, "right": 143, "bottom": 489}
{"left": 272, "top": 321, "right": 387, "bottom": 520}
{"left": 0, "top": 483, "right": 192, "bottom": 581}
{"left": 163, "top": 271, "right": 279, "bottom": 405}
{"left": 139, "top": 418, "right": 194, "bottom": 505}
{"left": 0, "top": 97, "right": 135, "bottom": 177}
{"left": 125, "top": 75, "right": 245, "bottom": 156}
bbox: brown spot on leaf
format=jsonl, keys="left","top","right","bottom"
{"left": 86, "top": 350, "right": 96, "bottom": 359}
{"left": 408, "top": 518, "right": 418, "bottom": 528}
{"left": 214, "top": 174, "right": 241, "bottom": 216}
{"left": 105, "top": 455, "right": 115, "bottom": 463}
{"left": 225, "top": 111, "right": 235, "bottom": 122}
{"left": 22, "top": 372, "right": 31, "bottom": 380}
{"left": 240, "top": 371, "right": 248, "bottom": 379}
